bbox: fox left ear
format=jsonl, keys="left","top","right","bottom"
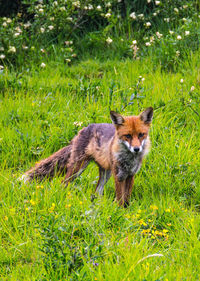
{"left": 139, "top": 107, "right": 153, "bottom": 124}
{"left": 110, "top": 111, "right": 124, "bottom": 126}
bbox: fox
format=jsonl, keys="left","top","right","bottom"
{"left": 21, "top": 107, "right": 153, "bottom": 207}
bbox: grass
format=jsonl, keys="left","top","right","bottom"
{"left": 0, "top": 52, "right": 200, "bottom": 280}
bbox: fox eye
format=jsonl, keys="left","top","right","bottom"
{"left": 138, "top": 133, "right": 145, "bottom": 138}
{"left": 125, "top": 134, "right": 132, "bottom": 139}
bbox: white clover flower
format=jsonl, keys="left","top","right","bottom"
{"left": 48, "top": 25, "right": 54, "bottom": 30}
{"left": 180, "top": 79, "right": 184, "bottom": 83}
{"left": 40, "top": 48, "right": 45, "bottom": 53}
{"left": 145, "top": 22, "right": 151, "bottom": 27}
{"left": 174, "top": 8, "right": 179, "bottom": 13}
{"left": 150, "top": 36, "right": 155, "bottom": 43}
{"left": 132, "top": 40, "right": 137, "bottom": 45}
{"left": 183, "top": 5, "right": 188, "bottom": 9}
{"left": 176, "top": 50, "right": 180, "bottom": 56}
{"left": 65, "top": 58, "right": 71, "bottom": 63}
{"left": 2, "top": 22, "right": 7, "bottom": 27}
{"left": 0, "top": 65, "right": 4, "bottom": 70}
{"left": 71, "top": 53, "right": 77, "bottom": 57}
{"left": 106, "top": 2, "right": 111, "bottom": 7}
{"left": 14, "top": 32, "right": 20, "bottom": 37}
{"left": 164, "top": 18, "right": 170, "bottom": 22}
{"left": 106, "top": 37, "right": 113, "bottom": 44}
{"left": 130, "top": 12, "right": 136, "bottom": 20}
{"left": 155, "top": 1, "right": 160, "bottom": 5}
{"left": 0, "top": 54, "right": 5, "bottom": 59}
{"left": 145, "top": 42, "right": 151, "bottom": 46}
{"left": 60, "top": 6, "right": 66, "bottom": 11}
{"left": 67, "top": 17, "right": 73, "bottom": 21}
{"left": 50, "top": 17, "right": 55, "bottom": 21}
{"left": 141, "top": 78, "right": 145, "bottom": 82}
{"left": 96, "top": 5, "right": 101, "bottom": 11}
{"left": 73, "top": 1, "right": 80, "bottom": 8}
{"left": 169, "top": 30, "right": 174, "bottom": 35}
{"left": 153, "top": 12, "right": 157, "bottom": 16}
{"left": 41, "top": 62, "right": 46, "bottom": 68}
{"left": 118, "top": 0, "right": 122, "bottom": 2}
{"left": 39, "top": 8, "right": 44, "bottom": 13}
{"left": 147, "top": 0, "right": 151, "bottom": 3}
{"left": 138, "top": 14, "right": 144, "bottom": 19}
{"left": 177, "top": 35, "right": 182, "bottom": 40}
{"left": 24, "top": 22, "right": 31, "bottom": 29}
{"left": 53, "top": 1, "right": 58, "bottom": 6}
{"left": 15, "top": 26, "right": 22, "bottom": 33}
{"left": 182, "top": 18, "right": 187, "bottom": 22}
{"left": 0, "top": 47, "right": 4, "bottom": 51}
{"left": 7, "top": 18, "right": 12, "bottom": 23}
{"left": 185, "top": 31, "right": 190, "bottom": 36}
{"left": 8, "top": 46, "right": 16, "bottom": 53}
{"left": 22, "top": 45, "right": 28, "bottom": 50}
{"left": 105, "top": 13, "right": 111, "bottom": 18}
{"left": 190, "top": 86, "right": 195, "bottom": 91}
{"left": 156, "top": 32, "right": 163, "bottom": 39}
{"left": 40, "top": 27, "right": 45, "bottom": 33}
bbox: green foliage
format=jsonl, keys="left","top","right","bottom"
{"left": 0, "top": 0, "right": 199, "bottom": 70}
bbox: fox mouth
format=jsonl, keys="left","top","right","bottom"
{"left": 121, "top": 140, "right": 142, "bottom": 154}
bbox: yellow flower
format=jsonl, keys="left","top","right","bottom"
{"left": 30, "top": 199, "right": 36, "bottom": 206}
{"left": 79, "top": 201, "right": 83, "bottom": 205}
{"left": 65, "top": 204, "right": 71, "bottom": 208}
{"left": 150, "top": 205, "right": 158, "bottom": 210}
{"left": 165, "top": 208, "right": 171, "bottom": 212}
{"left": 4, "top": 216, "right": 8, "bottom": 221}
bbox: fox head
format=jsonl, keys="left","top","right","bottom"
{"left": 110, "top": 107, "right": 153, "bottom": 154}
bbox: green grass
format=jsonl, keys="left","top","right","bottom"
{"left": 0, "top": 52, "right": 200, "bottom": 280}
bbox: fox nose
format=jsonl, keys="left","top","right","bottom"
{"left": 134, "top": 147, "right": 140, "bottom": 153}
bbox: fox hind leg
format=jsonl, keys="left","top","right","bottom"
{"left": 64, "top": 159, "right": 89, "bottom": 186}
{"left": 95, "top": 167, "right": 111, "bottom": 196}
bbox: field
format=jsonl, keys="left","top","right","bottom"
{"left": 0, "top": 52, "right": 200, "bottom": 280}
{"left": 0, "top": 0, "right": 200, "bottom": 279}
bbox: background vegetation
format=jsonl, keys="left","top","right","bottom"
{"left": 0, "top": 0, "right": 200, "bottom": 280}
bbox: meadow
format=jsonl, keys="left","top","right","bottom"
{"left": 0, "top": 0, "right": 200, "bottom": 280}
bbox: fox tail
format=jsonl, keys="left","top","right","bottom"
{"left": 20, "top": 145, "right": 72, "bottom": 183}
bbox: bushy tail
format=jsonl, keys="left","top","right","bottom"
{"left": 21, "top": 145, "right": 72, "bottom": 183}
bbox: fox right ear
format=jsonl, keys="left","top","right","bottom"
{"left": 110, "top": 111, "right": 124, "bottom": 125}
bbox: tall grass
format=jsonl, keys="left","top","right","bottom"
{"left": 0, "top": 52, "right": 200, "bottom": 279}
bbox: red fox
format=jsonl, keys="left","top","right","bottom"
{"left": 22, "top": 107, "right": 153, "bottom": 207}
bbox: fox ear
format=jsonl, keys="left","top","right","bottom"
{"left": 139, "top": 107, "right": 153, "bottom": 124}
{"left": 110, "top": 111, "right": 124, "bottom": 125}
